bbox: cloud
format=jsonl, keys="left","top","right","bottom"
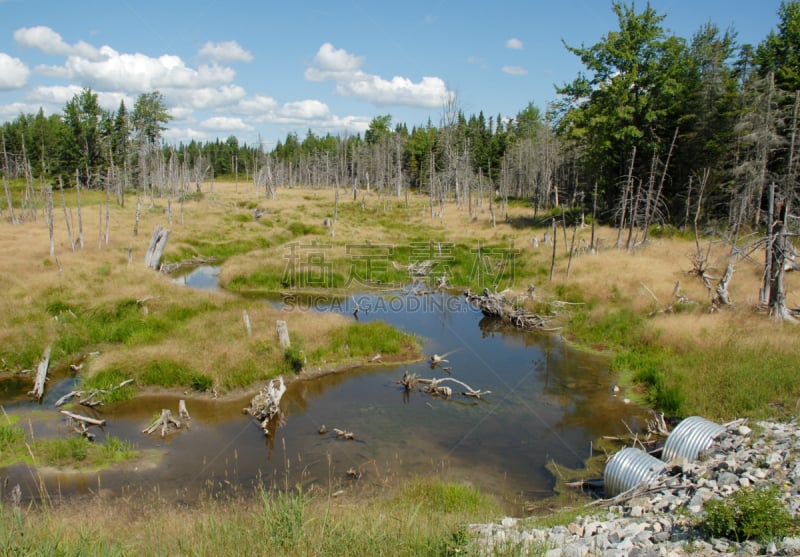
{"left": 505, "top": 38, "right": 523, "bottom": 50}
{"left": 0, "top": 101, "right": 39, "bottom": 121}
{"left": 305, "top": 43, "right": 453, "bottom": 108}
{"left": 0, "top": 53, "right": 30, "bottom": 89}
{"left": 26, "top": 84, "right": 131, "bottom": 111}
{"left": 502, "top": 65, "right": 528, "bottom": 76}
{"left": 200, "top": 116, "right": 253, "bottom": 132}
{"left": 198, "top": 41, "right": 253, "bottom": 63}
{"left": 276, "top": 99, "right": 330, "bottom": 120}
{"left": 166, "top": 84, "right": 247, "bottom": 110}
{"left": 15, "top": 26, "right": 101, "bottom": 60}
{"left": 235, "top": 94, "right": 278, "bottom": 114}
{"left": 162, "top": 126, "right": 210, "bottom": 143}
{"left": 27, "top": 84, "right": 84, "bottom": 105}
{"left": 307, "top": 43, "right": 364, "bottom": 76}
{"left": 17, "top": 26, "right": 236, "bottom": 94}
{"left": 36, "top": 50, "right": 235, "bottom": 93}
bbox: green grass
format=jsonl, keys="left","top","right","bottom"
{"left": 310, "top": 321, "right": 417, "bottom": 363}
{"left": 221, "top": 360, "right": 272, "bottom": 390}
{"left": 0, "top": 423, "right": 24, "bottom": 453}
{"left": 164, "top": 236, "right": 272, "bottom": 263}
{"left": 139, "top": 359, "right": 213, "bottom": 392}
{"left": 81, "top": 368, "right": 138, "bottom": 403}
{"left": 0, "top": 478, "right": 501, "bottom": 556}
{"left": 34, "top": 436, "right": 90, "bottom": 466}
{"left": 47, "top": 297, "right": 213, "bottom": 363}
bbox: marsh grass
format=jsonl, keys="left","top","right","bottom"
{"left": 313, "top": 321, "right": 415, "bottom": 362}
{"left": 0, "top": 478, "right": 500, "bottom": 556}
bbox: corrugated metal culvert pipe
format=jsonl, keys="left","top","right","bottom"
{"left": 662, "top": 416, "right": 724, "bottom": 463}
{"left": 603, "top": 447, "right": 666, "bottom": 497}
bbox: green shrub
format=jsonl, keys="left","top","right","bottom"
{"left": 702, "top": 487, "right": 793, "bottom": 542}
{"left": 284, "top": 345, "right": 306, "bottom": 372}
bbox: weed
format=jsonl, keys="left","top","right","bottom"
{"left": 0, "top": 423, "right": 24, "bottom": 452}
{"left": 259, "top": 489, "right": 306, "bottom": 552}
{"left": 81, "top": 368, "right": 137, "bottom": 403}
{"left": 99, "top": 436, "right": 138, "bottom": 463}
{"left": 284, "top": 345, "right": 307, "bottom": 373}
{"left": 139, "top": 359, "right": 213, "bottom": 391}
{"left": 37, "top": 436, "right": 90, "bottom": 466}
{"left": 702, "top": 486, "right": 793, "bottom": 543}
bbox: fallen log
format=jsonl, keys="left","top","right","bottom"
{"left": 159, "top": 255, "right": 218, "bottom": 274}
{"left": 244, "top": 376, "right": 286, "bottom": 435}
{"left": 55, "top": 390, "right": 80, "bottom": 407}
{"left": 464, "top": 289, "right": 557, "bottom": 332}
{"left": 60, "top": 410, "right": 106, "bottom": 427}
{"left": 29, "top": 346, "right": 51, "bottom": 401}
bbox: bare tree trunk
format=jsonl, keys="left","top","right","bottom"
{"left": 616, "top": 147, "right": 636, "bottom": 248}
{"left": 768, "top": 201, "right": 792, "bottom": 321}
{"left": 760, "top": 182, "right": 775, "bottom": 306}
{"left": 566, "top": 222, "right": 578, "bottom": 278}
{"left": 47, "top": 185, "right": 55, "bottom": 258}
{"left": 75, "top": 170, "right": 84, "bottom": 249}
{"left": 591, "top": 181, "right": 598, "bottom": 252}
{"left": 59, "top": 178, "right": 75, "bottom": 251}
{"left": 642, "top": 127, "right": 678, "bottom": 244}
{"left": 549, "top": 218, "right": 557, "bottom": 281}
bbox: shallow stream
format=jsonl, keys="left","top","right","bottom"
{"left": 0, "top": 266, "right": 648, "bottom": 512}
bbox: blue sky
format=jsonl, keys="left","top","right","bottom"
{"left": 0, "top": 0, "right": 786, "bottom": 149}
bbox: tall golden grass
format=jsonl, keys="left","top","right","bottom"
{"left": 1, "top": 180, "right": 798, "bottom": 416}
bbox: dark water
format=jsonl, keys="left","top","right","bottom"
{"left": 0, "top": 284, "right": 648, "bottom": 511}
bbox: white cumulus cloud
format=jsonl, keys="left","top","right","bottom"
{"left": 15, "top": 26, "right": 101, "bottom": 60}
{"left": 17, "top": 26, "right": 236, "bottom": 94}
{"left": 200, "top": 116, "right": 253, "bottom": 132}
{"left": 198, "top": 41, "right": 253, "bottom": 63}
{"left": 235, "top": 94, "right": 278, "bottom": 114}
{"left": 503, "top": 65, "right": 528, "bottom": 76}
{"left": 505, "top": 38, "right": 523, "bottom": 50}
{"left": 305, "top": 42, "right": 453, "bottom": 108}
{"left": 0, "top": 53, "right": 30, "bottom": 89}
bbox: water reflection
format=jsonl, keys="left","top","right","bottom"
{"left": 171, "top": 265, "right": 221, "bottom": 290}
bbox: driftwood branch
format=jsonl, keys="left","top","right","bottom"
{"left": 398, "top": 371, "right": 491, "bottom": 400}
{"left": 54, "top": 378, "right": 134, "bottom": 408}
{"left": 60, "top": 410, "right": 106, "bottom": 427}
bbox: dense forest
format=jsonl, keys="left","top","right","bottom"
{"left": 2, "top": 2, "right": 800, "bottom": 235}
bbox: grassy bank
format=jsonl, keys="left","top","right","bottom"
{"left": 2, "top": 179, "right": 797, "bottom": 415}
{"left": 0, "top": 479, "right": 505, "bottom": 557}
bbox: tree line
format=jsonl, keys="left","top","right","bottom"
{"left": 2, "top": 1, "right": 800, "bottom": 235}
